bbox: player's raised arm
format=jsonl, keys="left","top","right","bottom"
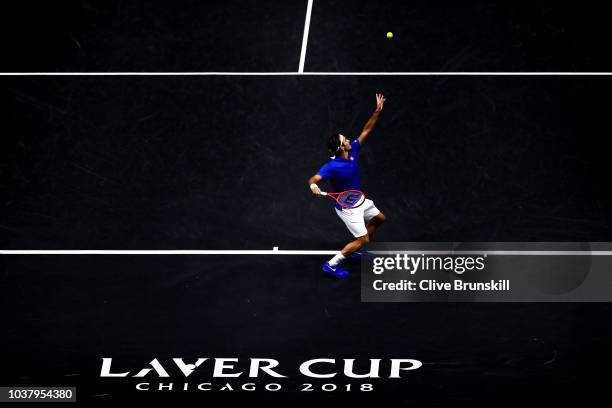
{"left": 307, "top": 174, "right": 323, "bottom": 195}
{"left": 357, "top": 93, "right": 386, "bottom": 145}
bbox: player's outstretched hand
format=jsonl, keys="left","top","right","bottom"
{"left": 311, "top": 186, "right": 322, "bottom": 196}
{"left": 375, "top": 93, "right": 386, "bottom": 112}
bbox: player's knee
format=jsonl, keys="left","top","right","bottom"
{"left": 358, "top": 235, "right": 370, "bottom": 245}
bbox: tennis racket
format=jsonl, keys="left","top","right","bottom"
{"left": 320, "top": 190, "right": 366, "bottom": 209}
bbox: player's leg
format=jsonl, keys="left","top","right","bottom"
{"left": 366, "top": 212, "right": 386, "bottom": 239}
{"left": 340, "top": 234, "right": 370, "bottom": 256}
{"left": 351, "top": 200, "right": 384, "bottom": 259}
{"left": 322, "top": 207, "right": 368, "bottom": 278}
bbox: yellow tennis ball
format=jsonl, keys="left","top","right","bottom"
{"left": 386, "top": 31, "right": 394, "bottom": 39}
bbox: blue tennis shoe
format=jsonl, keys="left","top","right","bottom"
{"left": 322, "top": 261, "right": 349, "bottom": 279}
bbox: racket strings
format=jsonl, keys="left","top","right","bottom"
{"left": 337, "top": 191, "right": 365, "bottom": 208}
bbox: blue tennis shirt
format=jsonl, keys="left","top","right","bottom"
{"left": 317, "top": 140, "right": 362, "bottom": 208}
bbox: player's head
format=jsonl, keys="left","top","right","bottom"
{"left": 328, "top": 133, "right": 351, "bottom": 158}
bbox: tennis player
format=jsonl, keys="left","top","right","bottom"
{"left": 307, "top": 94, "right": 387, "bottom": 278}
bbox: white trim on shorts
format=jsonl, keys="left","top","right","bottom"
{"left": 334, "top": 199, "right": 381, "bottom": 238}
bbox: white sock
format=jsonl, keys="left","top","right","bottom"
{"left": 329, "top": 252, "right": 346, "bottom": 267}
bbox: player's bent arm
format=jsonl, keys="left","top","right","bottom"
{"left": 308, "top": 174, "right": 323, "bottom": 195}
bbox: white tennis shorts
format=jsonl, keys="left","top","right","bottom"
{"left": 335, "top": 199, "right": 381, "bottom": 238}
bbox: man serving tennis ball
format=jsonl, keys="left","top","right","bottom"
{"left": 307, "top": 94, "right": 387, "bottom": 279}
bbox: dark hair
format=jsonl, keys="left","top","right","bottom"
{"left": 327, "top": 133, "right": 342, "bottom": 155}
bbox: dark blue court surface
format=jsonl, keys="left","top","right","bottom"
{"left": 2, "top": 255, "right": 612, "bottom": 404}
{"left": 1, "top": 0, "right": 611, "bottom": 72}
{"left": 2, "top": 76, "right": 612, "bottom": 249}
{"left": 2, "top": 1, "right": 612, "bottom": 406}
{"left": 307, "top": 0, "right": 612, "bottom": 72}
{"left": 0, "top": 0, "right": 305, "bottom": 72}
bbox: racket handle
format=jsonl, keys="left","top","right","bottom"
{"left": 319, "top": 192, "right": 328, "bottom": 196}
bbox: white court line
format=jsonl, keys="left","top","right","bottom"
{"left": 1, "top": 250, "right": 611, "bottom": 255}
{"left": 298, "top": 0, "right": 314, "bottom": 73}
{"left": 1, "top": 72, "right": 612, "bottom": 76}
